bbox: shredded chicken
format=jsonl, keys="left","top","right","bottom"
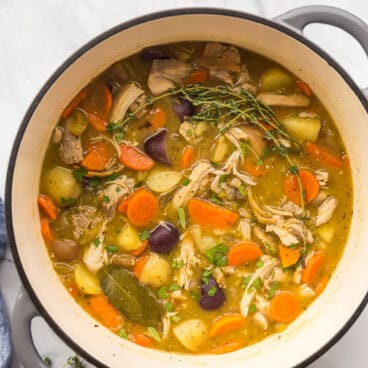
{"left": 102, "top": 175, "right": 135, "bottom": 216}
{"left": 298, "top": 284, "right": 316, "bottom": 298}
{"left": 66, "top": 206, "right": 101, "bottom": 241}
{"left": 209, "top": 70, "right": 234, "bottom": 85}
{"left": 239, "top": 220, "right": 252, "bottom": 241}
{"left": 52, "top": 126, "right": 63, "bottom": 144}
{"left": 315, "top": 196, "right": 338, "bottom": 227}
{"left": 213, "top": 268, "right": 226, "bottom": 288}
{"left": 59, "top": 120, "right": 83, "bottom": 164}
{"left": 257, "top": 93, "right": 310, "bottom": 107}
{"left": 199, "top": 43, "right": 241, "bottom": 72}
{"left": 148, "top": 59, "right": 190, "bottom": 95}
{"left": 83, "top": 220, "right": 108, "bottom": 273}
{"left": 170, "top": 290, "right": 187, "bottom": 303}
{"left": 221, "top": 151, "right": 256, "bottom": 186}
{"left": 314, "top": 169, "right": 329, "bottom": 188}
{"left": 173, "top": 161, "right": 212, "bottom": 208}
{"left": 179, "top": 121, "right": 199, "bottom": 145}
{"left": 110, "top": 82, "right": 145, "bottom": 123}
{"left": 253, "top": 312, "right": 268, "bottom": 330}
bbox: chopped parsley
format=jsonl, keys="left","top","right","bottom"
{"left": 171, "top": 259, "right": 184, "bottom": 269}
{"left": 60, "top": 197, "right": 77, "bottom": 206}
{"left": 256, "top": 260, "right": 264, "bottom": 268}
{"left": 89, "top": 177, "right": 100, "bottom": 187}
{"left": 157, "top": 286, "right": 169, "bottom": 300}
{"left": 92, "top": 238, "right": 101, "bottom": 247}
{"left": 171, "top": 315, "right": 181, "bottom": 323}
{"left": 107, "top": 172, "right": 119, "bottom": 181}
{"left": 205, "top": 243, "right": 228, "bottom": 267}
{"left": 238, "top": 184, "right": 247, "bottom": 196}
{"left": 103, "top": 195, "right": 110, "bottom": 204}
{"left": 115, "top": 132, "right": 124, "bottom": 143}
{"left": 181, "top": 178, "right": 191, "bottom": 186}
{"left": 72, "top": 167, "right": 87, "bottom": 182}
{"left": 169, "top": 283, "right": 181, "bottom": 292}
{"left": 105, "top": 245, "right": 119, "bottom": 253}
{"left": 240, "top": 142, "right": 249, "bottom": 155}
{"left": 201, "top": 269, "right": 213, "bottom": 285}
{"left": 251, "top": 276, "right": 262, "bottom": 290}
{"left": 147, "top": 326, "right": 161, "bottom": 342}
{"left": 210, "top": 192, "right": 222, "bottom": 205}
{"left": 165, "top": 302, "right": 174, "bottom": 312}
{"left": 218, "top": 174, "right": 229, "bottom": 186}
{"left": 138, "top": 229, "right": 150, "bottom": 241}
{"left": 241, "top": 275, "right": 252, "bottom": 289}
{"left": 268, "top": 282, "right": 279, "bottom": 300}
{"left": 255, "top": 159, "right": 264, "bottom": 166}
{"left": 190, "top": 291, "right": 200, "bottom": 300}
{"left": 118, "top": 328, "right": 128, "bottom": 339}
{"left": 115, "top": 186, "right": 121, "bottom": 193}
{"left": 185, "top": 129, "right": 192, "bottom": 137}
{"left": 289, "top": 165, "right": 299, "bottom": 175}
{"left": 207, "top": 285, "right": 217, "bottom": 296}
{"left": 177, "top": 207, "right": 186, "bottom": 229}
{"left": 249, "top": 303, "right": 257, "bottom": 314}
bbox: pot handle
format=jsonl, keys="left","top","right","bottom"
{"left": 274, "top": 5, "right": 368, "bottom": 98}
{"left": 12, "top": 288, "right": 46, "bottom": 367}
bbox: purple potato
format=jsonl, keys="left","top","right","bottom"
{"left": 199, "top": 278, "right": 225, "bottom": 310}
{"left": 144, "top": 129, "right": 171, "bottom": 166}
{"left": 141, "top": 47, "right": 168, "bottom": 60}
{"left": 149, "top": 222, "right": 179, "bottom": 254}
{"left": 172, "top": 98, "right": 195, "bottom": 122}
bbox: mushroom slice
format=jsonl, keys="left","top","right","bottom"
{"left": 257, "top": 93, "right": 310, "bottom": 107}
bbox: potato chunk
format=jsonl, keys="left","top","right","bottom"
{"left": 173, "top": 319, "right": 208, "bottom": 352}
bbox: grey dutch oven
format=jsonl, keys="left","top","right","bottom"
{"left": 5, "top": 5, "right": 368, "bottom": 368}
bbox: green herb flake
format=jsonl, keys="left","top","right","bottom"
{"left": 181, "top": 178, "right": 191, "bottom": 186}
{"left": 89, "top": 177, "right": 100, "bottom": 188}
{"left": 177, "top": 207, "right": 186, "bottom": 229}
{"left": 60, "top": 197, "right": 77, "bottom": 206}
{"left": 72, "top": 167, "right": 87, "bottom": 182}
{"left": 289, "top": 165, "right": 299, "bottom": 175}
{"left": 115, "top": 186, "right": 121, "bottom": 193}
{"left": 240, "top": 142, "right": 249, "bottom": 155}
{"left": 268, "top": 282, "right": 279, "bottom": 300}
{"left": 103, "top": 195, "right": 110, "bottom": 204}
{"left": 238, "top": 184, "right": 247, "bottom": 197}
{"left": 201, "top": 269, "right": 213, "bottom": 285}
{"left": 169, "top": 283, "right": 181, "bottom": 292}
{"left": 205, "top": 243, "right": 228, "bottom": 267}
{"left": 210, "top": 192, "right": 222, "bottom": 205}
{"left": 115, "top": 132, "right": 124, "bottom": 143}
{"left": 93, "top": 238, "right": 101, "bottom": 247}
{"left": 157, "top": 286, "right": 169, "bottom": 300}
{"left": 138, "top": 229, "right": 150, "bottom": 241}
{"left": 147, "top": 326, "right": 161, "bottom": 342}
{"left": 105, "top": 245, "right": 119, "bottom": 254}
{"left": 165, "top": 302, "right": 174, "bottom": 312}
{"left": 171, "top": 259, "right": 184, "bottom": 269}
{"left": 251, "top": 276, "right": 262, "bottom": 290}
{"left": 118, "top": 328, "right": 128, "bottom": 339}
{"left": 171, "top": 315, "right": 181, "bottom": 323}
{"left": 107, "top": 173, "right": 119, "bottom": 181}
{"left": 249, "top": 303, "right": 257, "bottom": 314}
{"left": 207, "top": 285, "right": 217, "bottom": 296}
{"left": 185, "top": 129, "right": 192, "bottom": 137}
{"left": 256, "top": 260, "right": 264, "bottom": 268}
{"left": 255, "top": 159, "right": 264, "bottom": 166}
{"left": 218, "top": 174, "right": 229, "bottom": 186}
{"left": 190, "top": 291, "right": 200, "bottom": 301}
{"left": 241, "top": 275, "right": 252, "bottom": 289}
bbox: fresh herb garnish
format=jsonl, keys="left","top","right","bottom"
{"left": 207, "top": 285, "right": 217, "bottom": 296}
{"left": 147, "top": 326, "right": 161, "bottom": 342}
{"left": 241, "top": 275, "right": 252, "bottom": 289}
{"left": 103, "top": 195, "right": 110, "bottom": 204}
{"left": 256, "top": 260, "right": 264, "bottom": 268}
{"left": 89, "top": 177, "right": 100, "bottom": 187}
{"left": 115, "top": 132, "right": 124, "bottom": 143}
{"left": 251, "top": 277, "right": 262, "bottom": 290}
{"left": 92, "top": 238, "right": 101, "bottom": 247}
{"left": 165, "top": 302, "right": 174, "bottom": 312}
{"left": 171, "top": 259, "right": 184, "bottom": 269}
{"left": 205, "top": 243, "right": 228, "bottom": 267}
{"left": 201, "top": 269, "right": 213, "bottom": 285}
{"left": 249, "top": 303, "right": 257, "bottom": 314}
{"left": 138, "top": 229, "right": 149, "bottom": 241}
{"left": 289, "top": 165, "right": 299, "bottom": 175}
{"left": 118, "top": 328, "right": 128, "bottom": 339}
{"left": 157, "top": 286, "right": 169, "bottom": 300}
{"left": 105, "top": 245, "right": 119, "bottom": 253}
{"left": 72, "top": 167, "right": 87, "bottom": 182}
{"left": 60, "top": 197, "right": 77, "bottom": 206}
{"left": 210, "top": 192, "right": 222, "bottom": 205}
{"left": 218, "top": 174, "right": 229, "bottom": 185}
{"left": 107, "top": 172, "right": 119, "bottom": 181}
{"left": 171, "top": 315, "right": 181, "bottom": 323}
{"left": 255, "top": 159, "right": 264, "bottom": 166}
{"left": 268, "top": 282, "right": 279, "bottom": 300}
{"left": 177, "top": 207, "right": 186, "bottom": 229}
{"left": 190, "top": 291, "right": 200, "bottom": 300}
{"left": 181, "top": 178, "right": 191, "bottom": 186}
{"left": 169, "top": 283, "right": 181, "bottom": 292}
{"left": 238, "top": 184, "right": 247, "bottom": 196}
{"left": 240, "top": 142, "right": 249, "bottom": 155}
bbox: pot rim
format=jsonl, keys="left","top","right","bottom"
{"left": 5, "top": 7, "right": 368, "bottom": 368}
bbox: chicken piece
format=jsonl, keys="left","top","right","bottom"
{"left": 209, "top": 70, "right": 234, "bottom": 85}
{"left": 253, "top": 226, "right": 277, "bottom": 253}
{"left": 213, "top": 268, "right": 226, "bottom": 288}
{"left": 173, "top": 162, "right": 212, "bottom": 208}
{"left": 102, "top": 175, "right": 135, "bottom": 216}
{"left": 110, "top": 82, "right": 145, "bottom": 123}
{"left": 253, "top": 312, "right": 268, "bottom": 330}
{"left": 83, "top": 220, "right": 108, "bottom": 273}
{"left": 257, "top": 93, "right": 310, "bottom": 107}
{"left": 162, "top": 315, "right": 171, "bottom": 341}
{"left": 298, "top": 284, "right": 316, "bottom": 298}
{"left": 255, "top": 294, "right": 270, "bottom": 313}
{"left": 239, "top": 220, "right": 251, "bottom": 241}
{"left": 248, "top": 188, "right": 274, "bottom": 224}
{"left": 129, "top": 94, "right": 147, "bottom": 119}
{"left": 59, "top": 120, "right": 83, "bottom": 164}
{"left": 179, "top": 121, "right": 199, "bottom": 145}
{"left": 225, "top": 126, "right": 265, "bottom": 157}
{"left": 170, "top": 290, "right": 187, "bottom": 303}
{"left": 52, "top": 126, "right": 63, "bottom": 144}
{"left": 315, "top": 196, "right": 338, "bottom": 227}
{"left": 280, "top": 200, "right": 303, "bottom": 218}
{"left": 222, "top": 151, "right": 256, "bottom": 186}
{"left": 148, "top": 59, "right": 190, "bottom": 95}
{"left": 314, "top": 169, "right": 329, "bottom": 188}
{"left": 199, "top": 43, "right": 241, "bottom": 72}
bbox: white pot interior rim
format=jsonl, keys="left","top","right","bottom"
{"left": 5, "top": 8, "right": 368, "bottom": 368}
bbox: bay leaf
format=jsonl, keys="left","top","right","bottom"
{"left": 101, "top": 267, "right": 161, "bottom": 326}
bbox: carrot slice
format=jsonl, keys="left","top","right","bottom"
{"left": 131, "top": 240, "right": 149, "bottom": 257}
{"left": 82, "top": 141, "right": 112, "bottom": 171}
{"left": 40, "top": 217, "right": 53, "bottom": 242}
{"left": 127, "top": 188, "right": 159, "bottom": 226}
{"left": 305, "top": 142, "right": 343, "bottom": 168}
{"left": 149, "top": 107, "right": 167, "bottom": 128}
{"left": 38, "top": 195, "right": 58, "bottom": 221}
{"left": 89, "top": 294, "right": 124, "bottom": 332}
{"left": 61, "top": 88, "right": 88, "bottom": 119}
{"left": 117, "top": 197, "right": 131, "bottom": 214}
{"left": 83, "top": 84, "right": 112, "bottom": 120}
{"left": 269, "top": 291, "right": 300, "bottom": 323}
{"left": 279, "top": 244, "right": 301, "bottom": 268}
{"left": 302, "top": 251, "right": 326, "bottom": 286}
{"left": 227, "top": 241, "right": 262, "bottom": 266}
{"left": 296, "top": 80, "right": 313, "bottom": 97}
{"left": 209, "top": 339, "right": 246, "bottom": 354}
{"left": 315, "top": 275, "right": 329, "bottom": 295}
{"left": 134, "top": 255, "right": 149, "bottom": 278}
{"left": 130, "top": 333, "right": 154, "bottom": 348}
{"left": 209, "top": 314, "right": 246, "bottom": 337}
{"left": 181, "top": 146, "right": 195, "bottom": 169}
{"left": 119, "top": 143, "right": 154, "bottom": 171}
{"left": 186, "top": 70, "right": 208, "bottom": 84}
{"left": 284, "top": 169, "right": 319, "bottom": 205}
{"left": 188, "top": 198, "right": 239, "bottom": 230}
{"left": 243, "top": 162, "right": 269, "bottom": 177}
{"left": 82, "top": 110, "right": 107, "bottom": 132}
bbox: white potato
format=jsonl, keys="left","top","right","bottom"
{"left": 260, "top": 68, "right": 293, "bottom": 92}
{"left": 115, "top": 224, "right": 142, "bottom": 251}
{"left": 318, "top": 223, "right": 336, "bottom": 243}
{"left": 139, "top": 253, "right": 171, "bottom": 288}
{"left": 282, "top": 116, "right": 321, "bottom": 142}
{"left": 74, "top": 263, "right": 102, "bottom": 294}
{"left": 191, "top": 225, "right": 217, "bottom": 253}
{"left": 211, "top": 136, "right": 230, "bottom": 163}
{"left": 146, "top": 169, "right": 182, "bottom": 193}
{"left": 43, "top": 166, "right": 81, "bottom": 205}
{"left": 173, "top": 319, "right": 208, "bottom": 352}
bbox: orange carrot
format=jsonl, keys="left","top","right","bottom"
{"left": 82, "top": 110, "right": 107, "bottom": 132}
{"left": 130, "top": 333, "right": 154, "bottom": 348}
{"left": 227, "top": 241, "right": 262, "bottom": 266}
{"left": 284, "top": 169, "right": 320, "bottom": 205}
{"left": 89, "top": 294, "right": 124, "bottom": 332}
{"left": 117, "top": 197, "right": 131, "bottom": 214}
{"left": 186, "top": 70, "right": 208, "bottom": 84}
{"left": 40, "top": 217, "right": 53, "bottom": 242}
{"left": 134, "top": 255, "right": 149, "bottom": 278}
{"left": 82, "top": 141, "right": 113, "bottom": 171}
{"left": 315, "top": 275, "right": 329, "bottom": 295}
{"left": 131, "top": 240, "right": 149, "bottom": 257}
{"left": 67, "top": 281, "right": 79, "bottom": 298}
{"left": 305, "top": 142, "right": 343, "bottom": 168}
{"left": 279, "top": 244, "right": 301, "bottom": 268}
{"left": 38, "top": 195, "right": 58, "bottom": 221}
{"left": 296, "top": 80, "right": 313, "bottom": 97}
{"left": 188, "top": 198, "right": 239, "bottom": 230}
{"left": 209, "top": 314, "right": 246, "bottom": 337}
{"left": 127, "top": 188, "right": 159, "bottom": 226}
{"left": 302, "top": 251, "right": 326, "bottom": 286}
{"left": 181, "top": 146, "right": 195, "bottom": 169}
{"left": 243, "top": 162, "right": 269, "bottom": 177}
{"left": 83, "top": 84, "right": 112, "bottom": 120}
{"left": 149, "top": 107, "right": 167, "bottom": 128}
{"left": 61, "top": 88, "right": 88, "bottom": 119}
{"left": 209, "top": 339, "right": 246, "bottom": 354}
{"left": 119, "top": 143, "right": 154, "bottom": 171}
{"left": 269, "top": 291, "right": 300, "bottom": 323}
